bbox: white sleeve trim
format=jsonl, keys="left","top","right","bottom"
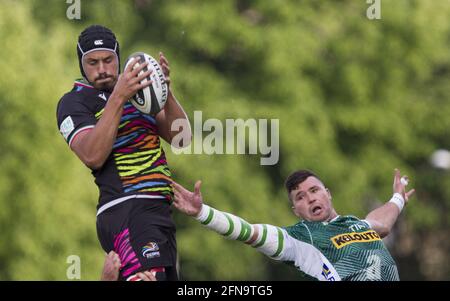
{"left": 361, "top": 219, "right": 372, "bottom": 229}
{"left": 68, "top": 125, "right": 95, "bottom": 147}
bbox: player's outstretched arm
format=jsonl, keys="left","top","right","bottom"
{"left": 171, "top": 180, "right": 288, "bottom": 259}
{"left": 365, "top": 168, "right": 415, "bottom": 238}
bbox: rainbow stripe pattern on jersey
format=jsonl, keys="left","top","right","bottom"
{"left": 96, "top": 102, "right": 173, "bottom": 200}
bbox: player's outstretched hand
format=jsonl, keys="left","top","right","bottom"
{"left": 393, "top": 168, "right": 415, "bottom": 204}
{"left": 171, "top": 180, "right": 203, "bottom": 217}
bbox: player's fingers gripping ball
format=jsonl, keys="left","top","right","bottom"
{"left": 124, "top": 52, "right": 168, "bottom": 116}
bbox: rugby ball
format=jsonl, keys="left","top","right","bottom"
{"left": 124, "top": 52, "right": 168, "bottom": 115}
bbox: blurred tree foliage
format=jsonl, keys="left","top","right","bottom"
{"left": 0, "top": 0, "right": 448, "bottom": 280}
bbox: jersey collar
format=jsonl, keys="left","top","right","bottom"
{"left": 74, "top": 78, "right": 94, "bottom": 89}
{"left": 322, "top": 215, "right": 341, "bottom": 225}
{"left": 329, "top": 215, "right": 340, "bottom": 223}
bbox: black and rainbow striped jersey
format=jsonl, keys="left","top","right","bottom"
{"left": 56, "top": 79, "right": 173, "bottom": 210}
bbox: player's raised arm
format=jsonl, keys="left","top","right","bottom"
{"left": 365, "top": 168, "right": 415, "bottom": 238}
{"left": 155, "top": 52, "right": 192, "bottom": 147}
{"left": 171, "top": 180, "right": 290, "bottom": 260}
{"left": 70, "top": 57, "right": 152, "bottom": 170}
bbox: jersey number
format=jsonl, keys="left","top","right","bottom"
{"left": 366, "top": 254, "right": 381, "bottom": 280}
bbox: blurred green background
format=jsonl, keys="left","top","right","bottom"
{"left": 0, "top": 0, "right": 448, "bottom": 280}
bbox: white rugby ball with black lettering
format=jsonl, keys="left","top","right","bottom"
{"left": 124, "top": 52, "right": 168, "bottom": 115}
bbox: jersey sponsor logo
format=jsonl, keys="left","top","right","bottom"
{"left": 98, "top": 93, "right": 107, "bottom": 101}
{"left": 331, "top": 230, "right": 381, "bottom": 249}
{"left": 321, "top": 263, "right": 336, "bottom": 281}
{"left": 60, "top": 116, "right": 75, "bottom": 140}
{"left": 349, "top": 223, "right": 367, "bottom": 232}
{"left": 142, "top": 242, "right": 160, "bottom": 259}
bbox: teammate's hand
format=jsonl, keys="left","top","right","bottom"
{"left": 101, "top": 251, "right": 121, "bottom": 281}
{"left": 136, "top": 271, "right": 157, "bottom": 281}
{"left": 159, "top": 52, "right": 171, "bottom": 88}
{"left": 111, "top": 57, "right": 153, "bottom": 104}
{"left": 393, "top": 168, "right": 415, "bottom": 204}
{"left": 171, "top": 180, "right": 203, "bottom": 216}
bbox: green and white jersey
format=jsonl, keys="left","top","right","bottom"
{"left": 280, "top": 215, "right": 399, "bottom": 281}
{"left": 196, "top": 205, "right": 400, "bottom": 281}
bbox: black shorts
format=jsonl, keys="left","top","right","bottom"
{"left": 96, "top": 197, "right": 178, "bottom": 281}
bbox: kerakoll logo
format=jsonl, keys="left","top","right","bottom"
{"left": 331, "top": 230, "right": 381, "bottom": 249}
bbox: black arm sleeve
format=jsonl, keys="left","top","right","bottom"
{"left": 56, "top": 93, "right": 97, "bottom": 146}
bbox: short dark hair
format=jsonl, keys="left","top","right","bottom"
{"left": 285, "top": 170, "right": 321, "bottom": 196}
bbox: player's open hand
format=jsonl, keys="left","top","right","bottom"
{"left": 393, "top": 168, "right": 415, "bottom": 204}
{"left": 171, "top": 180, "right": 203, "bottom": 217}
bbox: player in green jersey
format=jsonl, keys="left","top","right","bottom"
{"left": 171, "top": 169, "right": 414, "bottom": 281}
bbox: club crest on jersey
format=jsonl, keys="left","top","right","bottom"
{"left": 331, "top": 230, "right": 381, "bottom": 249}
{"left": 142, "top": 242, "right": 160, "bottom": 259}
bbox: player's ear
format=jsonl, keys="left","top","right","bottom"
{"left": 326, "top": 188, "right": 332, "bottom": 200}
{"left": 288, "top": 196, "right": 297, "bottom": 214}
{"left": 290, "top": 202, "right": 302, "bottom": 218}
